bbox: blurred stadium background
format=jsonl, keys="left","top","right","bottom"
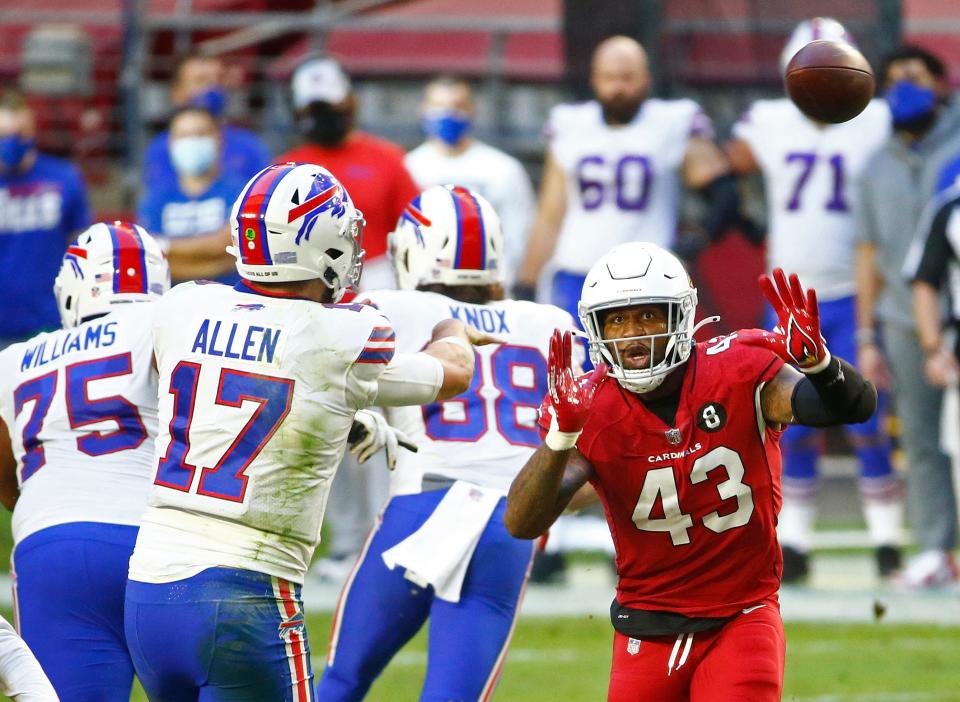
{"left": 2, "top": 1, "right": 960, "bottom": 699}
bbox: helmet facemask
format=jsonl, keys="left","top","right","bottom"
{"left": 320, "top": 209, "right": 365, "bottom": 302}
{"left": 582, "top": 292, "right": 697, "bottom": 394}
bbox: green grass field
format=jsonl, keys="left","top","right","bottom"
{"left": 115, "top": 615, "right": 960, "bottom": 701}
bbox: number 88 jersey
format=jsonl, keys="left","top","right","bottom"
{"left": 359, "top": 289, "right": 578, "bottom": 494}
{"left": 576, "top": 333, "right": 786, "bottom": 618}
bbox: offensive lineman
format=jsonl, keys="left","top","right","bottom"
{"left": 123, "top": 163, "right": 486, "bottom": 700}
{"left": 726, "top": 17, "right": 902, "bottom": 580}
{"left": 0, "top": 222, "right": 169, "bottom": 701}
{"left": 514, "top": 34, "right": 738, "bottom": 311}
{"left": 318, "top": 186, "right": 579, "bottom": 701}
{"left": 505, "top": 243, "right": 878, "bottom": 701}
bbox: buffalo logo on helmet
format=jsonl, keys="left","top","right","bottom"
{"left": 289, "top": 172, "right": 350, "bottom": 245}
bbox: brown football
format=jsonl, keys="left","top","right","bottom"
{"left": 784, "top": 39, "right": 875, "bottom": 123}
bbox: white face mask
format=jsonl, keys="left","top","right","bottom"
{"left": 170, "top": 135, "right": 217, "bottom": 177}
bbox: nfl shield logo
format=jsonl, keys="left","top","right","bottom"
{"left": 627, "top": 638, "right": 641, "bottom": 655}
{"left": 665, "top": 428, "right": 682, "bottom": 445}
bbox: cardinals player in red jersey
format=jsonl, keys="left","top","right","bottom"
{"left": 505, "top": 242, "right": 877, "bottom": 702}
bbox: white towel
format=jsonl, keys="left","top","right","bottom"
{"left": 382, "top": 481, "right": 503, "bottom": 602}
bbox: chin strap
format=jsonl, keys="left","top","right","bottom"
{"left": 690, "top": 315, "right": 721, "bottom": 338}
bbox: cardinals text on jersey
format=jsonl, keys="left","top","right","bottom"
{"left": 577, "top": 333, "right": 785, "bottom": 618}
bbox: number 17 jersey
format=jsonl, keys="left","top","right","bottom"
{"left": 577, "top": 334, "right": 785, "bottom": 618}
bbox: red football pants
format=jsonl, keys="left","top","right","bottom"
{"left": 607, "top": 603, "right": 785, "bottom": 702}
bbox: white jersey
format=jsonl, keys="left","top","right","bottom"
{"left": 128, "top": 281, "right": 395, "bottom": 585}
{"left": 733, "top": 98, "right": 890, "bottom": 299}
{"left": 360, "top": 289, "right": 576, "bottom": 494}
{"left": 0, "top": 305, "right": 159, "bottom": 545}
{"left": 405, "top": 140, "right": 535, "bottom": 286}
{"left": 549, "top": 99, "right": 712, "bottom": 274}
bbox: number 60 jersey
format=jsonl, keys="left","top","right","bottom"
{"left": 360, "top": 289, "right": 577, "bottom": 495}
{"left": 576, "top": 333, "right": 786, "bottom": 618}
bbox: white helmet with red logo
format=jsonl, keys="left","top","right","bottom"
{"left": 228, "top": 162, "right": 365, "bottom": 301}
{"left": 54, "top": 221, "right": 170, "bottom": 328}
{"left": 388, "top": 185, "right": 503, "bottom": 291}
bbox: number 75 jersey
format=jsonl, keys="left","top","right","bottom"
{"left": 576, "top": 333, "right": 785, "bottom": 618}
{"left": 360, "top": 289, "right": 578, "bottom": 495}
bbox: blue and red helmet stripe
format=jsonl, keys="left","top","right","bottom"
{"left": 450, "top": 186, "right": 486, "bottom": 271}
{"left": 107, "top": 222, "right": 148, "bottom": 294}
{"left": 236, "top": 165, "right": 288, "bottom": 266}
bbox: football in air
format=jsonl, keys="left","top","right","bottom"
{"left": 784, "top": 39, "right": 875, "bottom": 124}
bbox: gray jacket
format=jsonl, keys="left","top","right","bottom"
{"left": 855, "top": 97, "right": 960, "bottom": 328}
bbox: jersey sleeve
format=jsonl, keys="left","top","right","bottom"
{"left": 904, "top": 193, "right": 960, "bottom": 288}
{"left": 344, "top": 307, "right": 397, "bottom": 409}
{"left": 688, "top": 104, "right": 715, "bottom": 140}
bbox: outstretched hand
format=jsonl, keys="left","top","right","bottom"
{"left": 739, "top": 268, "right": 830, "bottom": 372}
{"left": 545, "top": 330, "right": 608, "bottom": 435}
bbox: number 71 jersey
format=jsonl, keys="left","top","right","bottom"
{"left": 360, "top": 289, "right": 577, "bottom": 494}
{"left": 576, "top": 333, "right": 785, "bottom": 618}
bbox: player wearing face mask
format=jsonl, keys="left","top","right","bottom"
{"left": 137, "top": 106, "right": 249, "bottom": 284}
{"left": 0, "top": 89, "right": 91, "bottom": 348}
{"left": 405, "top": 76, "right": 536, "bottom": 289}
{"left": 855, "top": 45, "right": 960, "bottom": 588}
{"left": 277, "top": 57, "right": 419, "bottom": 292}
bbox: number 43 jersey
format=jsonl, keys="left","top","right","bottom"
{"left": 0, "top": 305, "right": 160, "bottom": 545}
{"left": 360, "top": 289, "right": 577, "bottom": 495}
{"left": 129, "top": 280, "right": 395, "bottom": 585}
{"left": 577, "top": 334, "right": 785, "bottom": 618}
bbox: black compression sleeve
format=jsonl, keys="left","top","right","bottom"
{"left": 790, "top": 356, "right": 878, "bottom": 427}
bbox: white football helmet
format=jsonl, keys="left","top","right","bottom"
{"left": 780, "top": 17, "right": 855, "bottom": 75}
{"left": 579, "top": 243, "right": 716, "bottom": 394}
{"left": 54, "top": 221, "right": 170, "bottom": 328}
{"left": 228, "top": 162, "right": 364, "bottom": 301}
{"left": 388, "top": 185, "right": 503, "bottom": 290}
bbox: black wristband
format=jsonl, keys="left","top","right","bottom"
{"left": 790, "top": 356, "right": 877, "bottom": 427}
{"left": 513, "top": 283, "right": 537, "bottom": 302}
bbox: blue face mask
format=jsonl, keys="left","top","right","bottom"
{"left": 885, "top": 80, "right": 938, "bottom": 130}
{"left": 422, "top": 111, "right": 472, "bottom": 146}
{"left": 0, "top": 135, "right": 36, "bottom": 171}
{"left": 189, "top": 87, "right": 228, "bottom": 118}
{"left": 170, "top": 136, "right": 218, "bottom": 177}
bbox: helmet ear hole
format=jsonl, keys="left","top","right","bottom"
{"left": 402, "top": 249, "right": 410, "bottom": 273}
{"left": 325, "top": 248, "right": 343, "bottom": 260}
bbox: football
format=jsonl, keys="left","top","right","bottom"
{"left": 784, "top": 39, "right": 875, "bottom": 123}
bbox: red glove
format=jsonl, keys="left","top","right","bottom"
{"left": 739, "top": 268, "right": 830, "bottom": 372}
{"left": 541, "top": 330, "right": 608, "bottom": 449}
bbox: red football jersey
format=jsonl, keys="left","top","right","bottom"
{"left": 578, "top": 333, "right": 785, "bottom": 618}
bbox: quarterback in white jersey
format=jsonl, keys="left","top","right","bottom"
{"left": 405, "top": 76, "right": 535, "bottom": 286}
{"left": 124, "top": 163, "right": 481, "bottom": 702}
{"left": 0, "top": 222, "right": 169, "bottom": 701}
{"left": 319, "top": 185, "right": 578, "bottom": 702}
{"left": 726, "top": 17, "right": 903, "bottom": 583}
{"left": 515, "top": 35, "right": 734, "bottom": 320}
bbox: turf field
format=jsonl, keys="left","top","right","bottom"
{"left": 116, "top": 615, "right": 960, "bottom": 701}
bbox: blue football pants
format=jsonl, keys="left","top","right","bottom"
{"left": 318, "top": 490, "right": 535, "bottom": 702}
